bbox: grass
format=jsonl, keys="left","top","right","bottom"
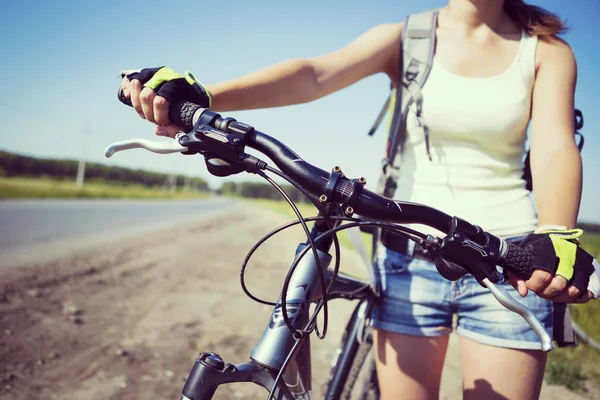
{"left": 545, "top": 358, "right": 585, "bottom": 391}
{"left": 0, "top": 176, "right": 213, "bottom": 200}
{"left": 580, "top": 233, "right": 600, "bottom": 259}
{"left": 546, "top": 328, "right": 600, "bottom": 393}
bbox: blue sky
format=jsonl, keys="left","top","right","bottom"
{"left": 1, "top": 0, "right": 599, "bottom": 223}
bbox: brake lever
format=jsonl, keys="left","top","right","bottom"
{"left": 104, "top": 133, "right": 189, "bottom": 158}
{"left": 482, "top": 276, "right": 554, "bottom": 351}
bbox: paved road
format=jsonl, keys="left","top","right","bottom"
{"left": 0, "top": 197, "right": 238, "bottom": 268}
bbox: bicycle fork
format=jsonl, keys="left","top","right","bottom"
{"left": 180, "top": 243, "right": 332, "bottom": 400}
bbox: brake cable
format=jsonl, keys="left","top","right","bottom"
{"left": 241, "top": 166, "right": 427, "bottom": 340}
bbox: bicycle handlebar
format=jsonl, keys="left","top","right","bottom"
{"left": 108, "top": 95, "right": 553, "bottom": 351}
{"left": 108, "top": 95, "right": 539, "bottom": 281}
{"left": 169, "top": 101, "right": 535, "bottom": 276}
{"left": 177, "top": 102, "right": 480, "bottom": 229}
{"left": 108, "top": 97, "right": 538, "bottom": 281}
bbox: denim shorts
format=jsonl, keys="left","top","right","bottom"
{"left": 370, "top": 245, "right": 554, "bottom": 350}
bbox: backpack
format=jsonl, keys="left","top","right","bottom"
{"left": 364, "top": 9, "right": 585, "bottom": 253}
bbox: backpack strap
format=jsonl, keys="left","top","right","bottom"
{"left": 375, "top": 9, "right": 438, "bottom": 199}
{"left": 360, "top": 10, "right": 439, "bottom": 264}
{"left": 367, "top": 96, "right": 391, "bottom": 137}
{"left": 574, "top": 108, "right": 584, "bottom": 151}
{"left": 401, "top": 10, "right": 438, "bottom": 161}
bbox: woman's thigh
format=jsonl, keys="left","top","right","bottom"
{"left": 374, "top": 329, "right": 450, "bottom": 400}
{"left": 459, "top": 335, "right": 547, "bottom": 400}
{"left": 453, "top": 273, "right": 552, "bottom": 398}
{"left": 370, "top": 247, "right": 454, "bottom": 399}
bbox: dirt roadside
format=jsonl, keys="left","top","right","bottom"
{"left": 0, "top": 203, "right": 363, "bottom": 400}
{"left": 0, "top": 203, "right": 590, "bottom": 399}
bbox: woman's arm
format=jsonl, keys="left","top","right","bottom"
{"left": 522, "top": 36, "right": 586, "bottom": 302}
{"left": 207, "top": 23, "right": 403, "bottom": 112}
{"left": 124, "top": 22, "right": 403, "bottom": 129}
{"left": 530, "top": 37, "right": 581, "bottom": 228}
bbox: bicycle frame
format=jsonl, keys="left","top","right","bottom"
{"left": 180, "top": 223, "right": 376, "bottom": 400}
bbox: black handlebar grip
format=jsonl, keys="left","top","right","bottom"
{"left": 117, "top": 87, "right": 133, "bottom": 107}
{"left": 499, "top": 242, "right": 535, "bottom": 280}
{"left": 169, "top": 101, "right": 201, "bottom": 132}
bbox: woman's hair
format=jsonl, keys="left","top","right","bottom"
{"left": 503, "top": 0, "right": 568, "bottom": 36}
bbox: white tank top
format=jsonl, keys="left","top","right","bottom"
{"left": 394, "top": 31, "right": 539, "bottom": 238}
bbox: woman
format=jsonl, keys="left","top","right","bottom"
{"left": 121, "top": 1, "right": 595, "bottom": 398}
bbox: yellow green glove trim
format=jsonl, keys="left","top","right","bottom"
{"left": 185, "top": 71, "right": 212, "bottom": 108}
{"left": 549, "top": 236, "right": 577, "bottom": 280}
{"left": 538, "top": 229, "right": 583, "bottom": 280}
{"left": 144, "top": 67, "right": 183, "bottom": 90}
{"left": 540, "top": 228, "right": 583, "bottom": 241}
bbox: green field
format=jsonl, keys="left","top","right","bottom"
{"left": 0, "top": 177, "right": 212, "bottom": 200}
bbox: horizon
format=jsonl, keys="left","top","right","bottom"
{"left": 5, "top": 147, "right": 600, "bottom": 226}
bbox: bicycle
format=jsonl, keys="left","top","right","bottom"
{"left": 106, "top": 99, "right": 553, "bottom": 400}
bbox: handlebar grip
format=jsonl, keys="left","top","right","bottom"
{"left": 117, "top": 87, "right": 132, "bottom": 107}
{"left": 499, "top": 242, "right": 535, "bottom": 280}
{"left": 116, "top": 87, "right": 200, "bottom": 132}
{"left": 169, "top": 101, "right": 201, "bottom": 132}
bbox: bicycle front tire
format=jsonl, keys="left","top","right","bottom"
{"left": 324, "top": 300, "right": 379, "bottom": 400}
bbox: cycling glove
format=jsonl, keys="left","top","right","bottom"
{"left": 122, "top": 67, "right": 211, "bottom": 109}
{"left": 519, "top": 228, "right": 598, "bottom": 297}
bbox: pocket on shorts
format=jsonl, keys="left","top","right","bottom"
{"left": 376, "top": 248, "right": 411, "bottom": 275}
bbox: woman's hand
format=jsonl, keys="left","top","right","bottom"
{"left": 508, "top": 229, "right": 599, "bottom": 304}
{"left": 509, "top": 269, "right": 595, "bottom": 304}
{"left": 119, "top": 67, "right": 211, "bottom": 137}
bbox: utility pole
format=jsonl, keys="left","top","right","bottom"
{"left": 163, "top": 174, "right": 177, "bottom": 192}
{"left": 76, "top": 123, "right": 90, "bottom": 188}
{"left": 169, "top": 174, "right": 177, "bottom": 193}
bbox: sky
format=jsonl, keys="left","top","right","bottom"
{"left": 0, "top": 0, "right": 599, "bottom": 222}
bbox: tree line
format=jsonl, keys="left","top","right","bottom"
{"left": 219, "top": 181, "right": 314, "bottom": 203}
{"left": 577, "top": 222, "right": 600, "bottom": 235}
{"left": 0, "top": 150, "right": 209, "bottom": 190}
{"left": 4, "top": 149, "right": 599, "bottom": 231}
